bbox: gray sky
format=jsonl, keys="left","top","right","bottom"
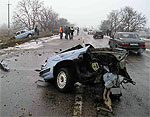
{"left": 0, "top": 0, "right": 150, "bottom": 28}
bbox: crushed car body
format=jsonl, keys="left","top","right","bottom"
{"left": 0, "top": 60, "right": 9, "bottom": 71}
{"left": 39, "top": 44, "right": 135, "bottom": 93}
{"left": 39, "top": 44, "right": 136, "bottom": 112}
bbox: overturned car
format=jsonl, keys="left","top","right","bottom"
{"left": 40, "top": 44, "right": 135, "bottom": 93}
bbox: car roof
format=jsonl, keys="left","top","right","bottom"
{"left": 16, "top": 29, "right": 27, "bottom": 33}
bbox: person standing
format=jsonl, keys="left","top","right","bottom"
{"left": 77, "top": 27, "right": 79, "bottom": 35}
{"left": 34, "top": 25, "right": 39, "bottom": 42}
{"left": 70, "top": 27, "right": 74, "bottom": 39}
{"left": 59, "top": 27, "right": 63, "bottom": 39}
{"left": 68, "top": 27, "right": 71, "bottom": 39}
{"left": 64, "top": 26, "right": 68, "bottom": 39}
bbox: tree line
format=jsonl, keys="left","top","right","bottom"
{"left": 100, "top": 6, "right": 146, "bottom": 34}
{"left": 13, "top": 0, "right": 72, "bottom": 32}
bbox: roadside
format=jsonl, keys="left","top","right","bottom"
{"left": 0, "top": 35, "right": 61, "bottom": 57}
{"left": 0, "top": 32, "right": 57, "bottom": 49}
{"left": 0, "top": 32, "right": 84, "bottom": 117}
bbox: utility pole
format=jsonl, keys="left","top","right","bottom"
{"left": 7, "top": 0, "right": 11, "bottom": 35}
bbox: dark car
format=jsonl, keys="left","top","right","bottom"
{"left": 109, "top": 32, "right": 146, "bottom": 54}
{"left": 93, "top": 31, "right": 104, "bottom": 39}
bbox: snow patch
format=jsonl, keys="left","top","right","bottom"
{"left": 146, "top": 49, "right": 150, "bottom": 52}
{"left": 1, "top": 35, "right": 59, "bottom": 51}
{"left": 15, "top": 41, "right": 43, "bottom": 49}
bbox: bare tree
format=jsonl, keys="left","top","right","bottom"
{"left": 100, "top": 20, "right": 111, "bottom": 32}
{"left": 100, "top": 6, "right": 147, "bottom": 33}
{"left": 57, "top": 18, "right": 70, "bottom": 27}
{"left": 13, "top": 0, "right": 72, "bottom": 32}
{"left": 107, "top": 10, "right": 122, "bottom": 33}
{"left": 13, "top": 0, "right": 44, "bottom": 30}
{"left": 120, "top": 7, "right": 146, "bottom": 32}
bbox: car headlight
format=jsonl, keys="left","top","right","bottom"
{"left": 42, "top": 60, "right": 47, "bottom": 67}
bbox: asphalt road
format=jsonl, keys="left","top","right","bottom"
{"left": 0, "top": 31, "right": 150, "bottom": 117}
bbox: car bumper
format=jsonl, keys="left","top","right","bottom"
{"left": 93, "top": 35, "right": 103, "bottom": 39}
{"left": 39, "top": 67, "right": 54, "bottom": 80}
{"left": 119, "top": 46, "right": 146, "bottom": 52}
{"left": 40, "top": 68, "right": 50, "bottom": 76}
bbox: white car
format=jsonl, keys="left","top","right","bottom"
{"left": 12, "top": 29, "right": 35, "bottom": 39}
{"left": 88, "top": 30, "right": 94, "bottom": 35}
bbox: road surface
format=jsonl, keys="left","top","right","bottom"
{"left": 0, "top": 31, "right": 149, "bottom": 117}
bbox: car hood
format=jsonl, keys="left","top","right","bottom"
{"left": 120, "top": 38, "right": 145, "bottom": 43}
{"left": 49, "top": 46, "right": 89, "bottom": 61}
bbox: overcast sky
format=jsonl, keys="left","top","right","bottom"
{"left": 0, "top": 0, "right": 150, "bottom": 28}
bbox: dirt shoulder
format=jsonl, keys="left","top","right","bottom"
{"left": 0, "top": 32, "right": 58, "bottom": 49}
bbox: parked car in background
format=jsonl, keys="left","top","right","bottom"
{"left": 83, "top": 28, "right": 88, "bottom": 32}
{"left": 93, "top": 31, "right": 104, "bottom": 39}
{"left": 109, "top": 32, "right": 146, "bottom": 54}
{"left": 88, "top": 30, "right": 94, "bottom": 35}
{"left": 12, "top": 29, "right": 35, "bottom": 39}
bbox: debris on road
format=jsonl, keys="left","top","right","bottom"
{"left": 29, "top": 112, "right": 32, "bottom": 116}
{"left": 103, "top": 88, "right": 112, "bottom": 112}
{"left": 0, "top": 60, "right": 10, "bottom": 71}
{"left": 35, "top": 69, "right": 41, "bottom": 72}
{"left": 73, "top": 83, "right": 84, "bottom": 117}
{"left": 35, "top": 79, "right": 50, "bottom": 87}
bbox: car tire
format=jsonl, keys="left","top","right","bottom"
{"left": 28, "top": 34, "right": 32, "bottom": 38}
{"left": 137, "top": 52, "right": 142, "bottom": 55}
{"left": 55, "top": 68, "right": 74, "bottom": 92}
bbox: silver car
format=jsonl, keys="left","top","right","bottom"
{"left": 40, "top": 44, "right": 135, "bottom": 94}
{"left": 12, "top": 29, "right": 35, "bottom": 39}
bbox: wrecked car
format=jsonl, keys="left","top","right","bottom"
{"left": 40, "top": 44, "right": 135, "bottom": 94}
{"left": 11, "top": 29, "right": 35, "bottom": 39}
{"left": 39, "top": 44, "right": 136, "bottom": 112}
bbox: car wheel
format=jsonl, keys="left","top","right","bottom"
{"left": 55, "top": 68, "right": 74, "bottom": 92}
{"left": 28, "top": 34, "right": 32, "bottom": 38}
{"left": 137, "top": 52, "right": 142, "bottom": 55}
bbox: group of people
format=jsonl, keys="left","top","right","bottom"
{"left": 59, "top": 26, "right": 79, "bottom": 39}
{"left": 33, "top": 25, "right": 80, "bottom": 42}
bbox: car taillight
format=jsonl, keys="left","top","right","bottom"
{"left": 121, "top": 43, "right": 129, "bottom": 45}
{"left": 139, "top": 43, "right": 145, "bottom": 46}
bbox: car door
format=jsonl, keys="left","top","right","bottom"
{"left": 15, "top": 32, "right": 21, "bottom": 39}
{"left": 19, "top": 30, "right": 27, "bottom": 38}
